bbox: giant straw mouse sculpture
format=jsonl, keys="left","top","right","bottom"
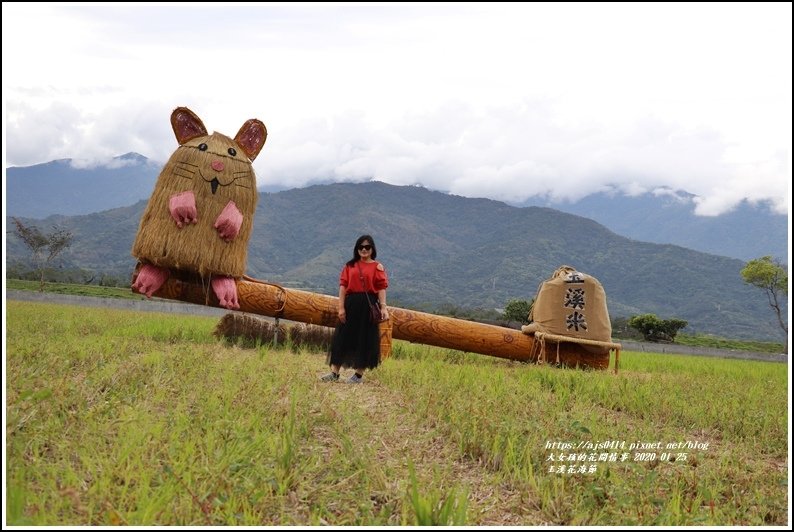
{"left": 131, "top": 107, "right": 267, "bottom": 309}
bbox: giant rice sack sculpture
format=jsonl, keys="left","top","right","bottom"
{"left": 522, "top": 265, "right": 620, "bottom": 368}
{"left": 131, "top": 107, "right": 267, "bottom": 309}
{"left": 523, "top": 265, "right": 612, "bottom": 341}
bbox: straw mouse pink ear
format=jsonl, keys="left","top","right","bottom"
{"left": 171, "top": 107, "right": 208, "bottom": 145}
{"left": 235, "top": 119, "right": 267, "bottom": 161}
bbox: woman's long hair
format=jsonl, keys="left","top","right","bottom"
{"left": 345, "top": 234, "right": 377, "bottom": 266}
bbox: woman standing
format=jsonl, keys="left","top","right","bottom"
{"left": 321, "top": 235, "right": 389, "bottom": 383}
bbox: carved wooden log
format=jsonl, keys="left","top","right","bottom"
{"left": 132, "top": 265, "right": 611, "bottom": 369}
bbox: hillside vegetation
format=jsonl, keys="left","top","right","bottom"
{"left": 8, "top": 154, "right": 787, "bottom": 261}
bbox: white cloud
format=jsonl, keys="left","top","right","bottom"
{"left": 3, "top": 3, "right": 791, "bottom": 216}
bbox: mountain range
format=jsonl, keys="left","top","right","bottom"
{"left": 516, "top": 191, "right": 788, "bottom": 262}
{"left": 4, "top": 178, "right": 788, "bottom": 342}
{"left": 5, "top": 153, "right": 787, "bottom": 261}
{"left": 6, "top": 153, "right": 160, "bottom": 219}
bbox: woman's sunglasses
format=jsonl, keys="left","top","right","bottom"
{"left": 357, "top": 244, "right": 372, "bottom": 251}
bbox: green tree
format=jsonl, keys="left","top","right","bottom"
{"left": 503, "top": 298, "right": 534, "bottom": 324}
{"left": 11, "top": 217, "right": 74, "bottom": 292}
{"left": 628, "top": 313, "right": 688, "bottom": 343}
{"left": 741, "top": 256, "right": 788, "bottom": 350}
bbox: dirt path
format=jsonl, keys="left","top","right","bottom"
{"left": 313, "top": 372, "right": 547, "bottom": 525}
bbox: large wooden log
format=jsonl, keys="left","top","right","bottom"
{"left": 132, "top": 266, "right": 612, "bottom": 369}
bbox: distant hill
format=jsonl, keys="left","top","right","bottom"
{"left": 6, "top": 154, "right": 787, "bottom": 261}
{"left": 5, "top": 182, "right": 786, "bottom": 342}
{"left": 5, "top": 153, "right": 161, "bottom": 218}
{"left": 516, "top": 190, "right": 788, "bottom": 261}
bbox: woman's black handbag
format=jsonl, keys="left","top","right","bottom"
{"left": 367, "top": 299, "right": 384, "bottom": 323}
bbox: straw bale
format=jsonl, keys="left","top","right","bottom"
{"left": 288, "top": 322, "right": 335, "bottom": 352}
{"left": 213, "top": 313, "right": 286, "bottom": 347}
{"left": 213, "top": 314, "right": 334, "bottom": 352}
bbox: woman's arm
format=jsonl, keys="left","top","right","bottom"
{"left": 338, "top": 285, "right": 347, "bottom": 323}
{"left": 377, "top": 288, "right": 389, "bottom": 319}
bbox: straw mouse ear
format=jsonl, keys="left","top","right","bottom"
{"left": 235, "top": 119, "right": 267, "bottom": 161}
{"left": 171, "top": 107, "right": 208, "bottom": 145}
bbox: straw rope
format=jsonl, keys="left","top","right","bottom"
{"left": 242, "top": 274, "right": 287, "bottom": 315}
{"left": 530, "top": 331, "right": 621, "bottom": 374}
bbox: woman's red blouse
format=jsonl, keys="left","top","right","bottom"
{"left": 339, "top": 260, "right": 389, "bottom": 293}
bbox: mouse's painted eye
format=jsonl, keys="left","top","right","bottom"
{"left": 198, "top": 143, "right": 208, "bottom": 151}
{"left": 228, "top": 147, "right": 237, "bottom": 156}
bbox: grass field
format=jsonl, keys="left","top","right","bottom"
{"left": 5, "top": 301, "right": 790, "bottom": 525}
{"left": 5, "top": 279, "right": 143, "bottom": 301}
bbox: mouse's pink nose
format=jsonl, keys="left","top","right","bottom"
{"left": 211, "top": 160, "right": 224, "bottom": 172}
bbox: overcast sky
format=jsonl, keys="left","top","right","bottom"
{"left": 2, "top": 2, "right": 791, "bottom": 216}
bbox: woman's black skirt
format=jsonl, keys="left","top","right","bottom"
{"left": 327, "top": 292, "right": 380, "bottom": 370}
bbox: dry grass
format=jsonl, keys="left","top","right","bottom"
{"left": 213, "top": 313, "right": 333, "bottom": 352}
{"left": 6, "top": 301, "right": 789, "bottom": 526}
